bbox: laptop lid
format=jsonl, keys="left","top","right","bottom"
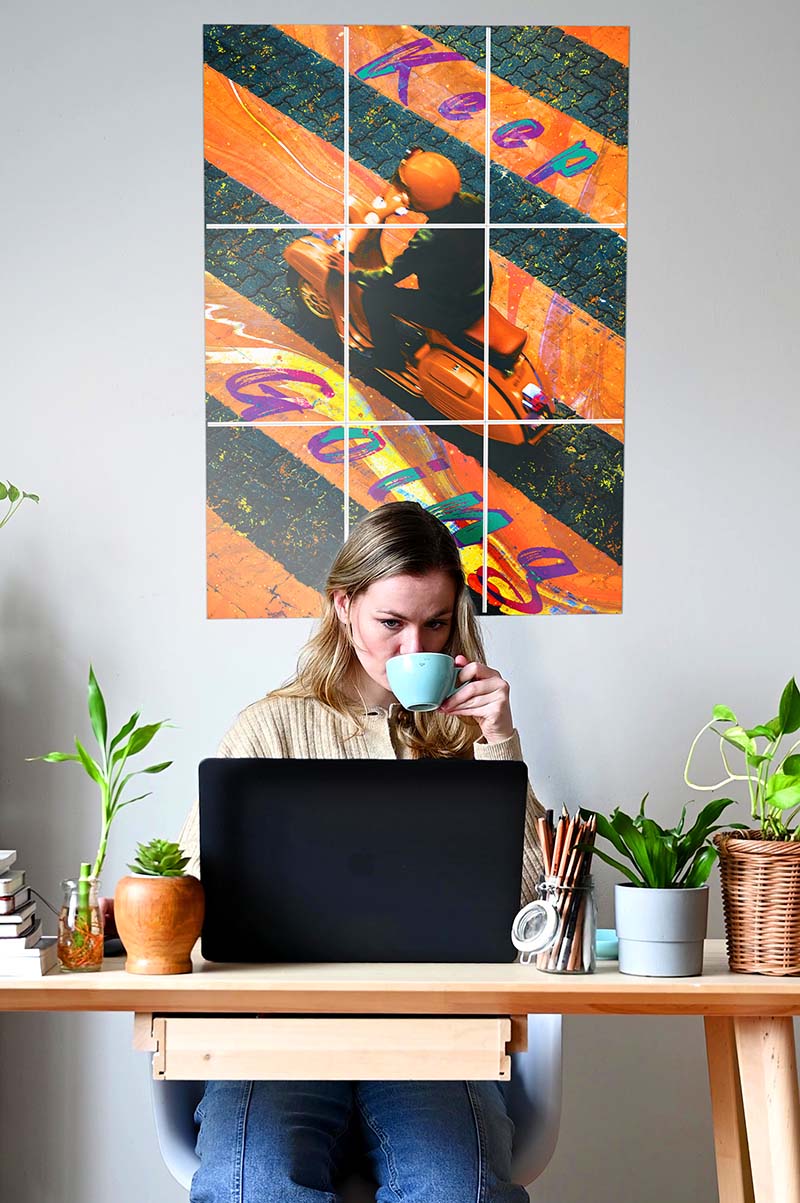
{"left": 199, "top": 757, "right": 527, "bottom": 963}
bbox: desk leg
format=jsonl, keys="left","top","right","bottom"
{"left": 705, "top": 1017, "right": 754, "bottom": 1203}
{"left": 734, "top": 1016, "right": 800, "bottom": 1203}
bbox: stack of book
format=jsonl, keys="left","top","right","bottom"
{"left": 0, "top": 850, "right": 58, "bottom": 976}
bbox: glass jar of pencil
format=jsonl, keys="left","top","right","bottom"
{"left": 533, "top": 876, "right": 596, "bottom": 973}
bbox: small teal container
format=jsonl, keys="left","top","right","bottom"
{"left": 595, "top": 928, "right": 619, "bottom": 960}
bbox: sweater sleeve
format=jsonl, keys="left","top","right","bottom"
{"left": 473, "top": 729, "right": 544, "bottom": 907}
{"left": 176, "top": 699, "right": 287, "bottom": 879}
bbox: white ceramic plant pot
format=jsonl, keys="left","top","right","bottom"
{"left": 614, "top": 883, "right": 709, "bottom": 977}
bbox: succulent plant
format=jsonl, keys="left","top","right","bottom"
{"left": 129, "top": 838, "right": 189, "bottom": 878}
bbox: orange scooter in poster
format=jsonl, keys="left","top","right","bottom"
{"left": 283, "top": 187, "right": 555, "bottom": 446}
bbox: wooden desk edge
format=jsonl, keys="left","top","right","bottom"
{"left": 2, "top": 944, "right": 800, "bottom": 1016}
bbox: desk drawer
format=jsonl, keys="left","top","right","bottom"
{"left": 135, "top": 1015, "right": 525, "bottom": 1081}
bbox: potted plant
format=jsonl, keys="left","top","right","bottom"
{"left": 114, "top": 839, "right": 204, "bottom": 975}
{"left": 29, "top": 666, "right": 172, "bottom": 971}
{"left": 586, "top": 795, "right": 740, "bottom": 976}
{"left": 685, "top": 676, "right": 800, "bottom": 975}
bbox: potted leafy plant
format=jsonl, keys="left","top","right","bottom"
{"left": 685, "top": 676, "right": 800, "bottom": 975}
{"left": 114, "top": 839, "right": 204, "bottom": 975}
{"left": 29, "top": 666, "right": 172, "bottom": 971}
{"left": 586, "top": 795, "right": 740, "bottom": 976}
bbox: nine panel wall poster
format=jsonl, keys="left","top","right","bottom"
{"left": 204, "top": 25, "right": 628, "bottom": 617}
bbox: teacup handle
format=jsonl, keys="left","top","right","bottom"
{"left": 446, "top": 664, "right": 462, "bottom": 699}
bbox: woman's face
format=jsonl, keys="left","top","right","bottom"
{"left": 334, "top": 570, "right": 457, "bottom": 701}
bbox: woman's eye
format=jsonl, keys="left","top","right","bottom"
{"left": 380, "top": 619, "right": 400, "bottom": 630}
{"left": 426, "top": 621, "right": 445, "bottom": 630}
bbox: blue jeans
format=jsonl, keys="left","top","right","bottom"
{"left": 190, "top": 1079, "right": 528, "bottom": 1202}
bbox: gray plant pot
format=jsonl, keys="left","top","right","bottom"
{"left": 614, "top": 883, "right": 709, "bottom": 977}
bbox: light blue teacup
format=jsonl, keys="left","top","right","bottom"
{"left": 386, "top": 652, "right": 461, "bottom": 713}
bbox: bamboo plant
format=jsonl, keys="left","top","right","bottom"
{"left": 685, "top": 677, "right": 800, "bottom": 840}
{"left": 30, "top": 665, "right": 173, "bottom": 877}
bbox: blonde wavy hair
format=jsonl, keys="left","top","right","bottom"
{"left": 272, "top": 502, "right": 486, "bottom": 757}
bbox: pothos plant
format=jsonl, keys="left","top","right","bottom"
{"left": 30, "top": 665, "right": 173, "bottom": 879}
{"left": 0, "top": 480, "right": 38, "bottom": 529}
{"left": 685, "top": 677, "right": 800, "bottom": 840}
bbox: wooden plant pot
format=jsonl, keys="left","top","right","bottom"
{"left": 114, "top": 875, "right": 204, "bottom": 975}
{"left": 715, "top": 831, "right": 800, "bottom": 976}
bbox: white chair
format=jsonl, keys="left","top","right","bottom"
{"left": 149, "top": 1014, "right": 562, "bottom": 1198}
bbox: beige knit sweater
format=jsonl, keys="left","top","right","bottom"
{"left": 178, "top": 694, "right": 544, "bottom": 907}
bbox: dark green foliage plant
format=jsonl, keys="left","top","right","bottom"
{"left": 585, "top": 795, "right": 742, "bottom": 888}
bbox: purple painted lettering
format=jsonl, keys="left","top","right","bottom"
{"left": 368, "top": 467, "right": 424, "bottom": 501}
{"left": 526, "top": 140, "right": 599, "bottom": 187}
{"left": 307, "top": 426, "right": 386, "bottom": 465}
{"left": 492, "top": 119, "right": 544, "bottom": 149}
{"left": 426, "top": 492, "right": 512, "bottom": 548}
{"left": 226, "top": 367, "right": 334, "bottom": 421}
{"left": 356, "top": 38, "right": 465, "bottom": 107}
{"left": 438, "top": 91, "right": 486, "bottom": 122}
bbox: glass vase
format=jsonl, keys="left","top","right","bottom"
{"left": 58, "top": 877, "right": 104, "bottom": 972}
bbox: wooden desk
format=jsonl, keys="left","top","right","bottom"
{"left": 1, "top": 939, "right": 796, "bottom": 1203}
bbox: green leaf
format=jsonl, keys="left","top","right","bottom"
{"left": 637, "top": 793, "right": 649, "bottom": 817}
{"left": 589, "top": 846, "right": 646, "bottom": 886}
{"left": 667, "top": 805, "right": 688, "bottom": 837}
{"left": 109, "top": 711, "right": 141, "bottom": 761}
{"left": 720, "top": 726, "right": 756, "bottom": 756}
{"left": 29, "top": 751, "right": 80, "bottom": 763}
{"left": 22, "top": 492, "right": 39, "bottom": 502}
{"left": 783, "top": 755, "right": 800, "bottom": 776}
{"left": 0, "top": 483, "right": 7, "bottom": 500}
{"left": 87, "top": 666, "right": 108, "bottom": 755}
{"left": 766, "top": 773, "right": 800, "bottom": 812}
{"left": 682, "top": 845, "right": 718, "bottom": 888}
{"left": 681, "top": 798, "right": 739, "bottom": 858}
{"left": 747, "top": 726, "right": 778, "bottom": 740}
{"left": 141, "top": 760, "right": 172, "bottom": 775}
{"left": 7, "top": 484, "right": 19, "bottom": 503}
{"left": 747, "top": 753, "right": 772, "bottom": 768}
{"left": 779, "top": 679, "right": 800, "bottom": 736}
{"left": 590, "top": 811, "right": 633, "bottom": 862}
{"left": 126, "top": 722, "right": 167, "bottom": 757}
{"left": 765, "top": 716, "right": 783, "bottom": 738}
{"left": 114, "top": 792, "right": 152, "bottom": 810}
{"left": 612, "top": 812, "right": 657, "bottom": 887}
{"left": 713, "top": 705, "right": 737, "bottom": 722}
{"left": 74, "top": 739, "right": 105, "bottom": 787}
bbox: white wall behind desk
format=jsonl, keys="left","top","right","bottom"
{"left": 1, "top": 0, "right": 798, "bottom": 1200}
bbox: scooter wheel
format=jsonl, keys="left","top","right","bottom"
{"left": 289, "top": 269, "right": 332, "bottom": 323}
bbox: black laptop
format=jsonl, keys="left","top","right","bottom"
{"left": 199, "top": 758, "right": 527, "bottom": 963}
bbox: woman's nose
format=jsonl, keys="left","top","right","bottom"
{"left": 400, "top": 628, "right": 424, "bottom": 654}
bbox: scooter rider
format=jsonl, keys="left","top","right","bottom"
{"left": 351, "top": 149, "right": 488, "bottom": 374}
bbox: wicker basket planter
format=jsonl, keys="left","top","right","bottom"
{"left": 715, "top": 830, "right": 800, "bottom": 975}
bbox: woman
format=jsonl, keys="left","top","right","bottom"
{"left": 180, "top": 501, "right": 544, "bottom": 1203}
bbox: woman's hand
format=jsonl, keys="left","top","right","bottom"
{"left": 438, "top": 655, "right": 515, "bottom": 744}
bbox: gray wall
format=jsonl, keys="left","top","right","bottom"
{"left": 2, "top": 1, "right": 798, "bottom": 1200}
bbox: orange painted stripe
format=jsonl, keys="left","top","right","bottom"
{"left": 204, "top": 64, "right": 344, "bottom": 225}
{"left": 558, "top": 27, "right": 629, "bottom": 67}
{"left": 207, "top": 505, "right": 323, "bottom": 617}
